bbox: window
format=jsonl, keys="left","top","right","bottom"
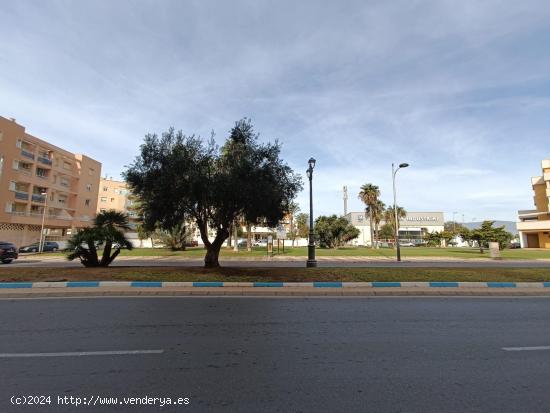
{"left": 60, "top": 178, "right": 70, "bottom": 187}
{"left": 58, "top": 195, "right": 67, "bottom": 205}
{"left": 100, "top": 197, "right": 107, "bottom": 202}
{"left": 84, "top": 199, "right": 90, "bottom": 207}
{"left": 86, "top": 184, "right": 92, "bottom": 191}
{"left": 0, "top": 131, "right": 3, "bottom": 141}
{"left": 111, "top": 198, "right": 115, "bottom": 202}
{"left": 103, "top": 186, "right": 108, "bottom": 192}
{"left": 63, "top": 161, "right": 71, "bottom": 170}
{"left": 36, "top": 168, "right": 48, "bottom": 178}
{"left": 89, "top": 168, "right": 94, "bottom": 176}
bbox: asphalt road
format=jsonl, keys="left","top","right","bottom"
{"left": 1, "top": 297, "right": 550, "bottom": 412}
{"left": 8, "top": 257, "right": 550, "bottom": 268}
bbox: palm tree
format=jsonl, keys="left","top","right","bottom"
{"left": 67, "top": 210, "right": 133, "bottom": 267}
{"left": 287, "top": 201, "right": 300, "bottom": 247}
{"left": 371, "top": 199, "right": 386, "bottom": 248}
{"left": 384, "top": 205, "right": 407, "bottom": 242}
{"left": 358, "top": 184, "right": 380, "bottom": 248}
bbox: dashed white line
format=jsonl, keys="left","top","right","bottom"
{"left": 0, "top": 349, "right": 164, "bottom": 358}
{"left": 502, "top": 346, "right": 550, "bottom": 352}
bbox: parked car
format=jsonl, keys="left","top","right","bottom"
{"left": 509, "top": 242, "right": 521, "bottom": 249}
{"left": 19, "top": 241, "right": 60, "bottom": 253}
{"left": 0, "top": 242, "right": 18, "bottom": 264}
{"left": 185, "top": 240, "right": 199, "bottom": 247}
{"left": 254, "top": 239, "right": 268, "bottom": 247}
{"left": 237, "top": 239, "right": 248, "bottom": 247}
{"left": 399, "top": 241, "right": 415, "bottom": 247}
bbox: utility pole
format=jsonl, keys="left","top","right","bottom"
{"left": 343, "top": 185, "right": 348, "bottom": 216}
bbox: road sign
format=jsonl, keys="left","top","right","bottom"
{"left": 276, "top": 225, "right": 286, "bottom": 239}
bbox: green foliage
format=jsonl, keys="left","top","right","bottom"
{"left": 424, "top": 230, "right": 454, "bottom": 247}
{"left": 468, "top": 221, "right": 514, "bottom": 252}
{"left": 314, "top": 215, "right": 360, "bottom": 248}
{"left": 286, "top": 202, "right": 300, "bottom": 243}
{"left": 157, "top": 222, "right": 194, "bottom": 251}
{"left": 66, "top": 210, "right": 133, "bottom": 267}
{"left": 358, "top": 183, "right": 381, "bottom": 248}
{"left": 378, "top": 223, "right": 394, "bottom": 240}
{"left": 124, "top": 119, "right": 302, "bottom": 268}
{"left": 384, "top": 205, "right": 407, "bottom": 234}
{"left": 444, "top": 221, "right": 468, "bottom": 235}
{"left": 296, "top": 213, "right": 309, "bottom": 239}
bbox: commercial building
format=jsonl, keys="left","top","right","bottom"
{"left": 0, "top": 116, "right": 101, "bottom": 246}
{"left": 345, "top": 211, "right": 445, "bottom": 246}
{"left": 517, "top": 159, "right": 550, "bottom": 248}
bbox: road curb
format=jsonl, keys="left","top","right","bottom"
{"left": 1, "top": 281, "right": 550, "bottom": 289}
{"left": 1, "top": 281, "right": 550, "bottom": 298}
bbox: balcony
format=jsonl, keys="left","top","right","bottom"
{"left": 15, "top": 191, "right": 29, "bottom": 201}
{"left": 517, "top": 219, "right": 550, "bottom": 232}
{"left": 21, "top": 150, "right": 35, "bottom": 160}
{"left": 31, "top": 194, "right": 46, "bottom": 203}
{"left": 37, "top": 156, "right": 53, "bottom": 166}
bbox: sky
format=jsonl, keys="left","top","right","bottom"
{"left": 2, "top": 0, "right": 550, "bottom": 222}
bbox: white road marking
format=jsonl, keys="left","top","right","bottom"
{"left": 0, "top": 350, "right": 164, "bottom": 358}
{"left": 502, "top": 346, "right": 550, "bottom": 351}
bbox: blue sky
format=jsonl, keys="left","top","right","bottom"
{"left": 2, "top": 0, "right": 550, "bottom": 222}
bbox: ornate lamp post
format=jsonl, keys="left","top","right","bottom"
{"left": 39, "top": 190, "right": 48, "bottom": 253}
{"left": 392, "top": 162, "right": 409, "bottom": 262}
{"left": 306, "top": 157, "right": 317, "bottom": 268}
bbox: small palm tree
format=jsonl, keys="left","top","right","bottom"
{"left": 384, "top": 205, "right": 407, "bottom": 241}
{"left": 358, "top": 184, "right": 380, "bottom": 248}
{"left": 370, "top": 199, "right": 386, "bottom": 248}
{"left": 67, "top": 210, "right": 133, "bottom": 267}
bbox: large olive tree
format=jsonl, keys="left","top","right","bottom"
{"left": 124, "top": 119, "right": 302, "bottom": 268}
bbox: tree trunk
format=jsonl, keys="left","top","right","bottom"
{"left": 369, "top": 212, "right": 374, "bottom": 249}
{"left": 246, "top": 223, "right": 252, "bottom": 252}
{"left": 204, "top": 231, "right": 229, "bottom": 268}
{"left": 374, "top": 222, "right": 379, "bottom": 249}
{"left": 233, "top": 220, "right": 239, "bottom": 251}
{"left": 100, "top": 241, "right": 112, "bottom": 266}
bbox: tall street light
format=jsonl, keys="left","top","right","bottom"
{"left": 452, "top": 211, "right": 458, "bottom": 233}
{"left": 392, "top": 162, "right": 409, "bottom": 262}
{"left": 306, "top": 157, "right": 317, "bottom": 268}
{"left": 39, "top": 190, "right": 48, "bottom": 254}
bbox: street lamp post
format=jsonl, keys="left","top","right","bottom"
{"left": 306, "top": 157, "right": 317, "bottom": 268}
{"left": 452, "top": 211, "right": 458, "bottom": 232}
{"left": 392, "top": 162, "right": 409, "bottom": 262}
{"left": 39, "top": 190, "right": 48, "bottom": 254}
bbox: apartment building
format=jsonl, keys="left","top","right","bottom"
{"left": 517, "top": 159, "right": 550, "bottom": 248}
{"left": 97, "top": 178, "right": 134, "bottom": 216}
{"left": 0, "top": 116, "right": 101, "bottom": 246}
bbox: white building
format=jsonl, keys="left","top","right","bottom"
{"left": 345, "top": 211, "right": 445, "bottom": 246}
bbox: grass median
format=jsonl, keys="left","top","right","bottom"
{"left": 1, "top": 266, "right": 550, "bottom": 283}
{"left": 35, "top": 246, "right": 550, "bottom": 260}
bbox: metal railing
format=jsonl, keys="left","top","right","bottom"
{"left": 37, "top": 156, "right": 53, "bottom": 166}
{"left": 15, "top": 191, "right": 29, "bottom": 200}
{"left": 31, "top": 194, "right": 46, "bottom": 203}
{"left": 21, "top": 150, "right": 35, "bottom": 160}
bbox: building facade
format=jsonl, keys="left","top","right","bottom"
{"left": 517, "top": 159, "right": 550, "bottom": 249}
{"left": 0, "top": 116, "right": 101, "bottom": 246}
{"left": 345, "top": 211, "right": 445, "bottom": 246}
